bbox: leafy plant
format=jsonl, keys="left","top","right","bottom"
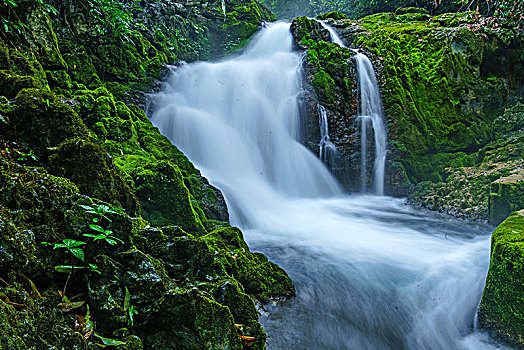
{"left": 16, "top": 150, "right": 39, "bottom": 163}
{"left": 79, "top": 203, "right": 124, "bottom": 223}
{"left": 43, "top": 238, "right": 86, "bottom": 262}
{"left": 84, "top": 224, "right": 123, "bottom": 245}
{"left": 123, "top": 286, "right": 138, "bottom": 326}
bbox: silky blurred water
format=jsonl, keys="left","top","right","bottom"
{"left": 151, "top": 22, "right": 503, "bottom": 349}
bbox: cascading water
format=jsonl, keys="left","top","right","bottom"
{"left": 221, "top": 0, "right": 226, "bottom": 19}
{"left": 355, "top": 53, "right": 387, "bottom": 195}
{"left": 151, "top": 23, "right": 500, "bottom": 350}
{"left": 151, "top": 22, "right": 341, "bottom": 227}
{"left": 318, "top": 104, "right": 336, "bottom": 170}
{"left": 318, "top": 20, "right": 387, "bottom": 195}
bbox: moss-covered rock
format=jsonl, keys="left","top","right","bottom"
{"left": 5, "top": 88, "right": 87, "bottom": 157}
{"left": 478, "top": 210, "right": 524, "bottom": 347}
{"left": 489, "top": 172, "right": 524, "bottom": 225}
{"left": 203, "top": 226, "right": 295, "bottom": 302}
{"left": 132, "top": 160, "right": 206, "bottom": 234}
{"left": 317, "top": 11, "right": 349, "bottom": 20}
{"left": 292, "top": 12, "right": 524, "bottom": 214}
{"left": 48, "top": 138, "right": 141, "bottom": 217}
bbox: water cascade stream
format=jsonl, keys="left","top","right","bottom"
{"left": 355, "top": 53, "right": 387, "bottom": 195}
{"left": 318, "top": 104, "right": 337, "bottom": 170}
{"left": 221, "top": 0, "right": 226, "bottom": 19}
{"left": 151, "top": 23, "right": 500, "bottom": 349}
{"left": 319, "top": 20, "right": 387, "bottom": 195}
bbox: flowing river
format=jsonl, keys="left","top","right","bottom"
{"left": 151, "top": 22, "right": 503, "bottom": 349}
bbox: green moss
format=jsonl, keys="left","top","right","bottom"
{"left": 132, "top": 160, "right": 206, "bottom": 234}
{"left": 479, "top": 211, "right": 524, "bottom": 347}
{"left": 348, "top": 12, "right": 523, "bottom": 184}
{"left": 0, "top": 71, "right": 38, "bottom": 99}
{"left": 203, "top": 227, "right": 295, "bottom": 302}
{"left": 294, "top": 18, "right": 354, "bottom": 106}
{"left": 6, "top": 88, "right": 87, "bottom": 157}
{"left": 395, "top": 7, "right": 430, "bottom": 15}
{"left": 489, "top": 178, "right": 524, "bottom": 225}
{"left": 48, "top": 138, "right": 140, "bottom": 217}
{"left": 317, "top": 11, "right": 349, "bottom": 20}
{"left": 146, "top": 289, "right": 243, "bottom": 350}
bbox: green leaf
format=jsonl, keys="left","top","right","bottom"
{"left": 106, "top": 238, "right": 117, "bottom": 245}
{"left": 63, "top": 239, "right": 86, "bottom": 248}
{"left": 89, "top": 224, "right": 106, "bottom": 233}
{"left": 85, "top": 305, "right": 95, "bottom": 331}
{"left": 88, "top": 264, "right": 102, "bottom": 274}
{"left": 69, "top": 247, "right": 85, "bottom": 262}
{"left": 123, "top": 286, "right": 130, "bottom": 311}
{"left": 94, "top": 334, "right": 126, "bottom": 346}
{"left": 128, "top": 304, "right": 138, "bottom": 326}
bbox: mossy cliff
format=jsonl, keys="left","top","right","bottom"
{"left": 478, "top": 210, "right": 524, "bottom": 348}
{"left": 291, "top": 16, "right": 361, "bottom": 189}
{"left": 291, "top": 11, "right": 524, "bottom": 219}
{"left": 0, "top": 0, "right": 293, "bottom": 349}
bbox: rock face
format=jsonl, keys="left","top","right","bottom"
{"left": 478, "top": 210, "right": 524, "bottom": 348}
{"left": 291, "top": 17, "right": 363, "bottom": 191}
{"left": 489, "top": 171, "right": 524, "bottom": 225}
{"left": 291, "top": 11, "right": 524, "bottom": 215}
{"left": 0, "top": 0, "right": 291, "bottom": 349}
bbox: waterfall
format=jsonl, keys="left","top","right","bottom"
{"left": 355, "top": 53, "right": 387, "bottom": 195}
{"left": 151, "top": 22, "right": 495, "bottom": 350}
{"left": 318, "top": 104, "right": 336, "bottom": 170}
{"left": 221, "top": 0, "right": 226, "bottom": 19}
{"left": 318, "top": 20, "right": 387, "bottom": 195}
{"left": 151, "top": 22, "right": 342, "bottom": 226}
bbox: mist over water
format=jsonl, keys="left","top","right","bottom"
{"left": 151, "top": 23, "right": 502, "bottom": 349}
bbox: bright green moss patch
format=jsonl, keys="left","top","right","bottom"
{"left": 132, "top": 160, "right": 206, "bottom": 234}
{"left": 48, "top": 138, "right": 141, "bottom": 217}
{"left": 203, "top": 227, "right": 295, "bottom": 302}
{"left": 489, "top": 175, "right": 524, "bottom": 225}
{"left": 317, "top": 11, "right": 349, "bottom": 20}
{"left": 351, "top": 12, "right": 521, "bottom": 184}
{"left": 479, "top": 211, "right": 524, "bottom": 347}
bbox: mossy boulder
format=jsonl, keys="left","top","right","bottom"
{"left": 317, "top": 11, "right": 349, "bottom": 20}
{"left": 479, "top": 210, "right": 524, "bottom": 347}
{"left": 49, "top": 138, "right": 140, "bottom": 217}
{"left": 0, "top": 296, "right": 89, "bottom": 349}
{"left": 0, "top": 71, "right": 38, "bottom": 99}
{"left": 203, "top": 226, "right": 295, "bottom": 302}
{"left": 131, "top": 160, "right": 206, "bottom": 234}
{"left": 0, "top": 158, "right": 80, "bottom": 281}
{"left": 5, "top": 89, "right": 87, "bottom": 157}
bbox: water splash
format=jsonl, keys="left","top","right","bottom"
{"left": 318, "top": 104, "right": 336, "bottom": 170}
